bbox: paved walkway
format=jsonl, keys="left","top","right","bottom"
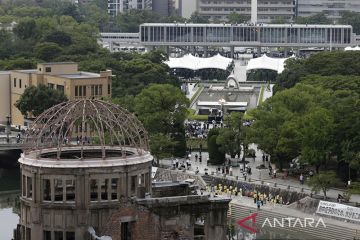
{"left": 162, "top": 146, "right": 360, "bottom": 204}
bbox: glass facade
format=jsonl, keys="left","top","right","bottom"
{"left": 140, "top": 24, "right": 353, "bottom": 46}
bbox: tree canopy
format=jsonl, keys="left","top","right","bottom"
{"left": 15, "top": 84, "right": 68, "bottom": 117}
{"left": 134, "top": 84, "right": 189, "bottom": 157}
{"left": 250, "top": 51, "right": 360, "bottom": 180}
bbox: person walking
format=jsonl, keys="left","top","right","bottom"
{"left": 229, "top": 166, "right": 233, "bottom": 176}
{"left": 299, "top": 174, "right": 304, "bottom": 184}
{"left": 195, "top": 153, "right": 198, "bottom": 162}
{"left": 257, "top": 199, "right": 261, "bottom": 210}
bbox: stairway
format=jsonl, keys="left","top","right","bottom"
{"left": 229, "top": 202, "right": 358, "bottom": 240}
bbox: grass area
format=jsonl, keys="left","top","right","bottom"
{"left": 187, "top": 108, "right": 208, "bottom": 121}
{"left": 258, "top": 85, "right": 265, "bottom": 104}
{"left": 186, "top": 138, "right": 208, "bottom": 151}
{"left": 349, "top": 182, "right": 360, "bottom": 194}
{"left": 190, "top": 85, "right": 204, "bottom": 104}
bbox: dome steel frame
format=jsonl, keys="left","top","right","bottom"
{"left": 24, "top": 99, "right": 149, "bottom": 159}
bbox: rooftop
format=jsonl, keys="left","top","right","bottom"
{"left": 57, "top": 71, "right": 101, "bottom": 79}
{"left": 38, "top": 61, "right": 76, "bottom": 65}
{"left": 13, "top": 69, "right": 38, "bottom": 74}
{"left": 141, "top": 23, "right": 352, "bottom": 28}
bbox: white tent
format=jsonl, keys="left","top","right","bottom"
{"left": 165, "top": 54, "right": 233, "bottom": 71}
{"left": 344, "top": 46, "right": 360, "bottom": 51}
{"left": 246, "top": 55, "right": 294, "bottom": 74}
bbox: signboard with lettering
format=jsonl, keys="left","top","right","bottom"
{"left": 316, "top": 200, "right": 360, "bottom": 222}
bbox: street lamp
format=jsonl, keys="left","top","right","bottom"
{"left": 218, "top": 98, "right": 226, "bottom": 118}
{"left": 6, "top": 115, "right": 11, "bottom": 143}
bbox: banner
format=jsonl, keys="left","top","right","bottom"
{"left": 316, "top": 200, "right": 360, "bottom": 222}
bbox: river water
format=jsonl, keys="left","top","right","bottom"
{"left": 0, "top": 168, "right": 20, "bottom": 240}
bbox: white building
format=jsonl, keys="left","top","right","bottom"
{"left": 108, "top": 0, "right": 153, "bottom": 16}
{"left": 179, "top": 0, "right": 197, "bottom": 19}
{"left": 296, "top": 0, "right": 360, "bottom": 20}
{"left": 179, "top": 0, "right": 295, "bottom": 23}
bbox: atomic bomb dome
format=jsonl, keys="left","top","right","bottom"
{"left": 18, "top": 100, "right": 153, "bottom": 240}
{"left": 23, "top": 99, "right": 149, "bottom": 160}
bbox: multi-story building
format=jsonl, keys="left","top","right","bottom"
{"left": 296, "top": 0, "right": 360, "bottom": 20}
{"left": 195, "top": 0, "right": 295, "bottom": 23}
{"left": 108, "top": 0, "right": 153, "bottom": 16}
{"left": 6, "top": 62, "right": 112, "bottom": 126}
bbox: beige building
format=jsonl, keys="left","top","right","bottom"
{"left": 8, "top": 62, "right": 112, "bottom": 126}
{"left": 0, "top": 71, "right": 11, "bottom": 125}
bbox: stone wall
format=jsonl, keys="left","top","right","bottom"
{"left": 100, "top": 202, "right": 161, "bottom": 240}
{"left": 154, "top": 168, "right": 207, "bottom": 189}
{"left": 152, "top": 183, "right": 190, "bottom": 198}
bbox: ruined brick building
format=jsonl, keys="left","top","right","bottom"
{"left": 15, "top": 99, "right": 230, "bottom": 240}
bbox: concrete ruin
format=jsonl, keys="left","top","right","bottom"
{"left": 15, "top": 99, "right": 230, "bottom": 240}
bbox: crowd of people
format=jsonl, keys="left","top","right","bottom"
{"left": 204, "top": 183, "right": 288, "bottom": 208}
{"left": 185, "top": 121, "right": 209, "bottom": 139}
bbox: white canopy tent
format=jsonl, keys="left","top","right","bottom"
{"left": 165, "top": 54, "right": 233, "bottom": 71}
{"left": 345, "top": 46, "right": 360, "bottom": 51}
{"left": 246, "top": 55, "right": 294, "bottom": 74}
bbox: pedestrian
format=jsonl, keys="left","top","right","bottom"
{"left": 199, "top": 155, "right": 202, "bottom": 163}
{"left": 229, "top": 166, "right": 233, "bottom": 176}
{"left": 175, "top": 158, "right": 179, "bottom": 168}
{"left": 273, "top": 169, "right": 276, "bottom": 178}
{"left": 262, "top": 154, "right": 265, "bottom": 162}
{"left": 243, "top": 172, "right": 247, "bottom": 181}
{"left": 265, "top": 155, "right": 269, "bottom": 162}
{"left": 299, "top": 174, "right": 304, "bottom": 184}
{"left": 257, "top": 199, "right": 261, "bottom": 210}
{"left": 195, "top": 153, "right": 198, "bottom": 162}
{"left": 186, "top": 159, "right": 190, "bottom": 169}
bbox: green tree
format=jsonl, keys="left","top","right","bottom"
{"left": 227, "top": 12, "right": 249, "bottom": 24}
{"left": 216, "top": 128, "right": 238, "bottom": 158}
{"left": 149, "top": 133, "right": 174, "bottom": 166}
{"left": 271, "top": 17, "right": 288, "bottom": 24}
{"left": 0, "top": 29, "right": 14, "bottom": 58}
{"left": 34, "top": 42, "right": 62, "bottom": 61}
{"left": 339, "top": 11, "right": 360, "bottom": 34}
{"left": 217, "top": 112, "right": 248, "bottom": 161}
{"left": 294, "top": 13, "right": 331, "bottom": 24}
{"left": 248, "top": 84, "right": 326, "bottom": 170}
{"left": 208, "top": 128, "right": 226, "bottom": 165}
{"left": 15, "top": 84, "right": 68, "bottom": 117}
{"left": 308, "top": 171, "right": 339, "bottom": 199}
{"left": 43, "top": 30, "right": 72, "bottom": 46}
{"left": 134, "top": 84, "right": 189, "bottom": 157}
{"left": 189, "top": 11, "right": 209, "bottom": 23}
{"left": 300, "top": 107, "right": 335, "bottom": 173}
{"left": 13, "top": 18, "right": 37, "bottom": 40}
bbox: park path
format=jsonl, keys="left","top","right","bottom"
{"left": 162, "top": 147, "right": 360, "bottom": 203}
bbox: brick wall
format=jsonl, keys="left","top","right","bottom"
{"left": 100, "top": 202, "right": 161, "bottom": 240}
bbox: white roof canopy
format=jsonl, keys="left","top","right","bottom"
{"left": 345, "top": 46, "right": 360, "bottom": 51}
{"left": 165, "top": 54, "right": 233, "bottom": 71}
{"left": 246, "top": 55, "right": 294, "bottom": 74}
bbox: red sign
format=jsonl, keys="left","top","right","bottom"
{"left": 237, "top": 213, "right": 257, "bottom": 233}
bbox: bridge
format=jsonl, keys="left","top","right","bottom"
{"left": 0, "top": 136, "right": 23, "bottom": 151}
{"left": 100, "top": 23, "right": 356, "bottom": 56}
